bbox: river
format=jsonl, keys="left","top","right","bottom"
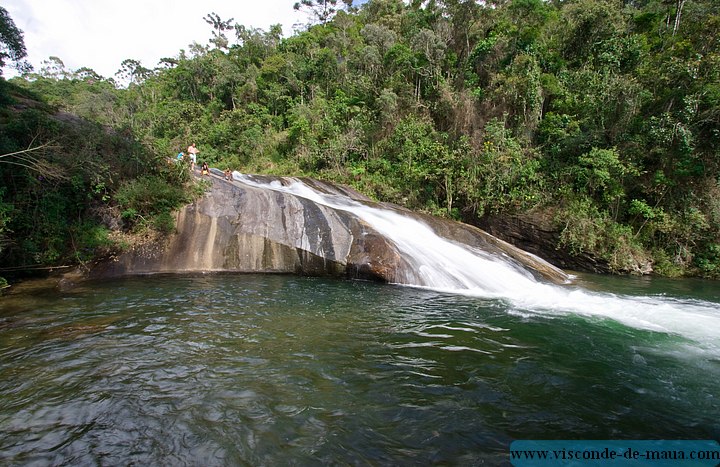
{"left": 0, "top": 273, "right": 718, "bottom": 465}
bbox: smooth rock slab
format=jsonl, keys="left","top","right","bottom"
{"left": 90, "top": 174, "right": 569, "bottom": 285}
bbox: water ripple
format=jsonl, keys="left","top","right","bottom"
{"left": 0, "top": 274, "right": 718, "bottom": 464}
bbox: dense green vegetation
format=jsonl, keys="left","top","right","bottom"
{"left": 0, "top": 79, "right": 197, "bottom": 280}
{"left": 1, "top": 0, "right": 719, "bottom": 280}
{"left": 1, "top": 7, "right": 197, "bottom": 284}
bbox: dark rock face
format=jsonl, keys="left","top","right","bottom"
{"left": 90, "top": 174, "right": 570, "bottom": 285}
{"left": 477, "top": 212, "right": 613, "bottom": 274}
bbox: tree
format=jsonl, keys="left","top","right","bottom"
{"left": 75, "top": 67, "right": 104, "bottom": 82}
{"left": 39, "top": 56, "right": 70, "bottom": 80}
{"left": 294, "top": 0, "right": 353, "bottom": 24}
{"left": 5, "top": 3, "right": 717, "bottom": 277}
{"left": 204, "top": 12, "right": 234, "bottom": 50}
{"left": 0, "top": 6, "right": 30, "bottom": 74}
{"left": 116, "top": 59, "right": 153, "bottom": 86}
{"left": 667, "top": 0, "right": 687, "bottom": 35}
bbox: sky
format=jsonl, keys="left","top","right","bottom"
{"left": 2, "top": 0, "right": 308, "bottom": 79}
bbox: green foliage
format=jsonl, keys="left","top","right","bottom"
{"left": 151, "top": 211, "right": 177, "bottom": 235}
{"left": 0, "top": 75, "right": 199, "bottom": 275}
{"left": 490, "top": 53, "right": 543, "bottom": 133}
{"left": 556, "top": 196, "right": 649, "bottom": 274}
{"left": 461, "top": 118, "right": 544, "bottom": 216}
{"left": 695, "top": 243, "right": 720, "bottom": 278}
{"left": 359, "top": 116, "right": 464, "bottom": 215}
{"left": 114, "top": 175, "right": 190, "bottom": 232}
{"left": 69, "top": 221, "right": 113, "bottom": 262}
{"left": 294, "top": 0, "right": 352, "bottom": 24}
{"left": 573, "top": 147, "right": 638, "bottom": 205}
{"left": 0, "top": 187, "right": 13, "bottom": 258}
{"left": 2, "top": 0, "right": 719, "bottom": 278}
{"left": 0, "top": 6, "right": 29, "bottom": 73}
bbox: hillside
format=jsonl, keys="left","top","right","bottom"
{"left": 2, "top": 0, "right": 720, "bottom": 279}
{"left": 0, "top": 79, "right": 198, "bottom": 285}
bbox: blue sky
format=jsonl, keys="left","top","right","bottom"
{"left": 3, "top": 0, "right": 309, "bottom": 78}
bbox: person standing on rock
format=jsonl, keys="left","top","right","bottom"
{"left": 187, "top": 143, "right": 199, "bottom": 170}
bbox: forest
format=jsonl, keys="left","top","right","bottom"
{"left": 1, "top": 0, "right": 719, "bottom": 285}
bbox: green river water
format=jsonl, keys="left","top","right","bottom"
{"left": 0, "top": 273, "right": 718, "bottom": 465}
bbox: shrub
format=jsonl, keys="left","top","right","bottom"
{"left": 114, "top": 175, "right": 189, "bottom": 231}
{"left": 556, "top": 196, "right": 650, "bottom": 274}
{"left": 151, "top": 211, "right": 176, "bottom": 235}
{"left": 695, "top": 243, "right": 720, "bottom": 279}
{"left": 69, "top": 221, "right": 114, "bottom": 262}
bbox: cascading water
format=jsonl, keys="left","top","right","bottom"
{"left": 233, "top": 174, "right": 720, "bottom": 351}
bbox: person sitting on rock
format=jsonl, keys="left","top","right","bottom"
{"left": 201, "top": 161, "right": 209, "bottom": 176}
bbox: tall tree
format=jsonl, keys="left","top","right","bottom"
{"left": 0, "top": 6, "right": 30, "bottom": 74}
{"left": 204, "top": 12, "right": 235, "bottom": 50}
{"left": 294, "top": 0, "right": 353, "bottom": 24}
{"left": 116, "top": 59, "right": 153, "bottom": 86}
{"left": 39, "top": 56, "right": 70, "bottom": 80}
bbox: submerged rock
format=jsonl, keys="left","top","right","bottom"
{"left": 89, "top": 173, "right": 570, "bottom": 286}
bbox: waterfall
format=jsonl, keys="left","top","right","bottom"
{"left": 233, "top": 174, "right": 720, "bottom": 350}
{"left": 233, "top": 174, "right": 547, "bottom": 292}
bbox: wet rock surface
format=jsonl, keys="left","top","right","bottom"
{"left": 90, "top": 173, "right": 570, "bottom": 285}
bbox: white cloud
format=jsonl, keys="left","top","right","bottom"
{"left": 3, "top": 0, "right": 307, "bottom": 78}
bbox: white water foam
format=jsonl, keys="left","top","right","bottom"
{"left": 234, "top": 175, "right": 720, "bottom": 349}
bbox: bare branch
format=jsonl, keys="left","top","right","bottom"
{"left": 0, "top": 141, "right": 69, "bottom": 181}
{"left": 0, "top": 142, "right": 53, "bottom": 159}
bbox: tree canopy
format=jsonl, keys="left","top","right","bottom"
{"left": 0, "top": 6, "right": 29, "bottom": 74}
{"left": 2, "top": 0, "right": 720, "bottom": 280}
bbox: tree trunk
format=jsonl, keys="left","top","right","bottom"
{"left": 673, "top": 0, "right": 686, "bottom": 36}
